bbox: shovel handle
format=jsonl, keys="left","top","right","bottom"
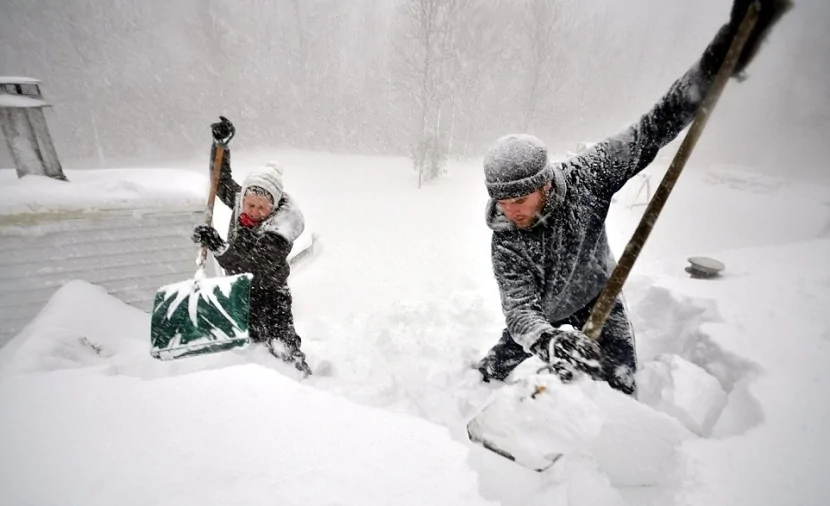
{"left": 198, "top": 143, "right": 226, "bottom": 270}
{"left": 581, "top": 2, "right": 760, "bottom": 340}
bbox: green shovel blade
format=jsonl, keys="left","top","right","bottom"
{"left": 150, "top": 273, "right": 253, "bottom": 360}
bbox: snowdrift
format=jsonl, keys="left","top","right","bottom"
{"left": 0, "top": 281, "right": 495, "bottom": 506}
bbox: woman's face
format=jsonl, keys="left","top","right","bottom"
{"left": 242, "top": 193, "right": 274, "bottom": 222}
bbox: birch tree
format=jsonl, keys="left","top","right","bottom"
{"left": 391, "top": 0, "right": 468, "bottom": 187}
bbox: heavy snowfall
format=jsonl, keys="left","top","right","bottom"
{"left": 1, "top": 1, "right": 829, "bottom": 505}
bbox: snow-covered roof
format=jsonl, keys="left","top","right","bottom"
{"left": 0, "top": 94, "right": 48, "bottom": 108}
{"left": 0, "top": 76, "right": 41, "bottom": 85}
{"left": 0, "top": 168, "right": 208, "bottom": 216}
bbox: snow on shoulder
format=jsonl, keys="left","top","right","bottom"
{"left": 0, "top": 168, "right": 207, "bottom": 216}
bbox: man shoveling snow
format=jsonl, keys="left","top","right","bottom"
{"left": 192, "top": 118, "right": 312, "bottom": 377}
{"left": 475, "top": 0, "right": 791, "bottom": 397}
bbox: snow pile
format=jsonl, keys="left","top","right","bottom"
{"left": 528, "top": 456, "right": 626, "bottom": 506}
{"left": 467, "top": 375, "right": 605, "bottom": 471}
{"left": 642, "top": 239, "right": 830, "bottom": 506}
{"left": 605, "top": 163, "right": 830, "bottom": 262}
{"left": 0, "top": 280, "right": 148, "bottom": 380}
{"left": 0, "top": 365, "right": 495, "bottom": 506}
{"left": 468, "top": 373, "right": 696, "bottom": 487}
{"left": 0, "top": 168, "right": 207, "bottom": 215}
{"left": 0, "top": 282, "right": 496, "bottom": 506}
{"left": 636, "top": 354, "right": 728, "bottom": 436}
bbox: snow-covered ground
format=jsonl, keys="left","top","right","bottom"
{"left": 0, "top": 151, "right": 828, "bottom": 505}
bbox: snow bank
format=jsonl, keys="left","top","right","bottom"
{"left": 0, "top": 282, "right": 494, "bottom": 506}
{"left": 0, "top": 168, "right": 207, "bottom": 215}
{"left": 633, "top": 239, "right": 830, "bottom": 505}
{"left": 529, "top": 456, "right": 626, "bottom": 506}
{"left": 0, "top": 280, "right": 148, "bottom": 380}
{"left": 468, "top": 374, "right": 695, "bottom": 487}
{"left": 0, "top": 365, "right": 495, "bottom": 506}
{"left": 636, "top": 354, "right": 728, "bottom": 436}
{"left": 605, "top": 163, "right": 830, "bottom": 262}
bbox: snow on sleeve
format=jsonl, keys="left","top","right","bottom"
{"left": 0, "top": 168, "right": 207, "bottom": 215}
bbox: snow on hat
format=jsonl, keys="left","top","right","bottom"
{"left": 483, "top": 134, "right": 554, "bottom": 200}
{"left": 242, "top": 161, "right": 284, "bottom": 204}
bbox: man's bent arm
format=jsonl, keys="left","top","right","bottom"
{"left": 492, "top": 237, "right": 554, "bottom": 351}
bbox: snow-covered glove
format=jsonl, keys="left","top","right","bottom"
{"left": 530, "top": 327, "right": 603, "bottom": 382}
{"left": 210, "top": 116, "right": 235, "bottom": 145}
{"left": 728, "top": 0, "right": 793, "bottom": 76}
{"left": 191, "top": 225, "right": 228, "bottom": 255}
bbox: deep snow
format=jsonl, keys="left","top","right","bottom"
{"left": 0, "top": 151, "right": 828, "bottom": 505}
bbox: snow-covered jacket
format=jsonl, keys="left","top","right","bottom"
{"left": 213, "top": 151, "right": 305, "bottom": 288}
{"left": 488, "top": 24, "right": 737, "bottom": 352}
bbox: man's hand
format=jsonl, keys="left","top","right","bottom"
{"left": 192, "top": 225, "right": 228, "bottom": 255}
{"left": 728, "top": 0, "right": 793, "bottom": 76}
{"left": 531, "top": 327, "right": 603, "bottom": 381}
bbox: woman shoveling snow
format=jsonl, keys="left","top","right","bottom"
{"left": 192, "top": 119, "right": 312, "bottom": 377}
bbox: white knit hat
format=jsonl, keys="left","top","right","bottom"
{"left": 241, "top": 161, "right": 284, "bottom": 204}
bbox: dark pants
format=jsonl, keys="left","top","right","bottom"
{"left": 478, "top": 295, "right": 637, "bottom": 395}
{"left": 249, "top": 283, "right": 303, "bottom": 351}
{"left": 249, "top": 283, "right": 311, "bottom": 376}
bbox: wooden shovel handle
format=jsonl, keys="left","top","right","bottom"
{"left": 582, "top": 3, "right": 760, "bottom": 340}
{"left": 197, "top": 143, "right": 226, "bottom": 270}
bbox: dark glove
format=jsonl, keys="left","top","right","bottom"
{"left": 728, "top": 0, "right": 793, "bottom": 76}
{"left": 210, "top": 116, "right": 235, "bottom": 145}
{"left": 191, "top": 225, "right": 228, "bottom": 254}
{"left": 531, "top": 327, "right": 603, "bottom": 381}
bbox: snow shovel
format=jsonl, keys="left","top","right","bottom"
{"left": 467, "top": 2, "right": 769, "bottom": 472}
{"left": 150, "top": 120, "right": 253, "bottom": 360}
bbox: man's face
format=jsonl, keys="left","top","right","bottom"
{"left": 497, "top": 184, "right": 550, "bottom": 229}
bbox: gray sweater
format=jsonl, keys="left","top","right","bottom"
{"left": 487, "top": 24, "right": 736, "bottom": 351}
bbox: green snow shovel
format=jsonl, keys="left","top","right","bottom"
{"left": 150, "top": 119, "right": 253, "bottom": 360}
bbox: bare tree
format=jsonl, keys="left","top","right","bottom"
{"left": 444, "top": 0, "right": 513, "bottom": 157}
{"left": 391, "top": 0, "right": 468, "bottom": 187}
{"left": 518, "top": 0, "right": 562, "bottom": 134}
